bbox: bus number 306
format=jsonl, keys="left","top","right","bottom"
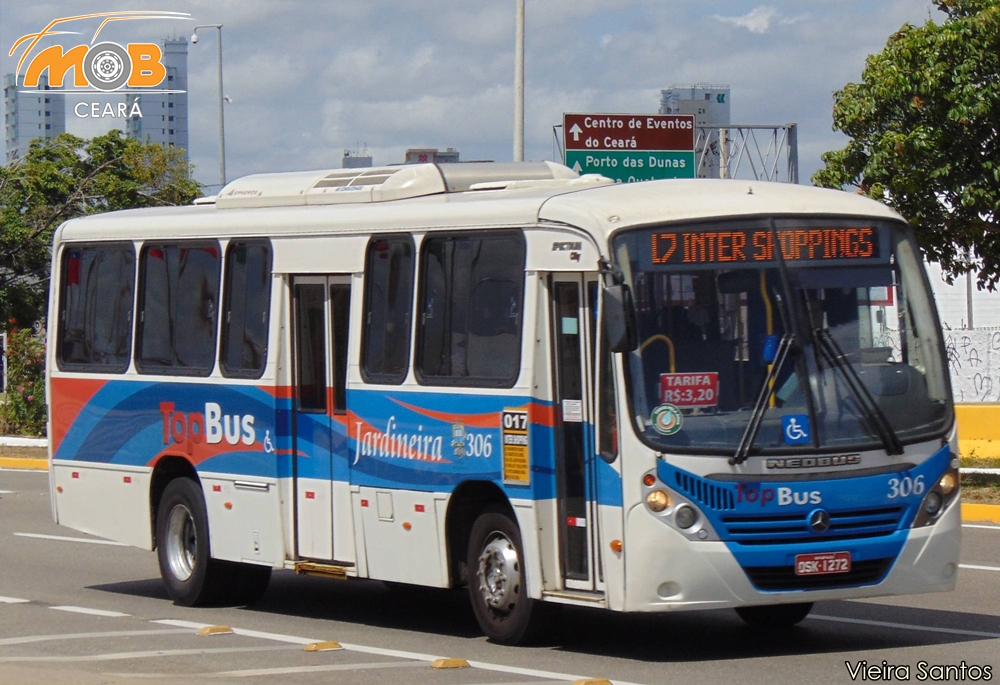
{"left": 465, "top": 433, "right": 493, "bottom": 458}
{"left": 887, "top": 475, "right": 925, "bottom": 499}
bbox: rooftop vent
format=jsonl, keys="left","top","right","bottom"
{"left": 214, "top": 162, "right": 579, "bottom": 209}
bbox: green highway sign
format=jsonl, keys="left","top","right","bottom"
{"left": 565, "top": 150, "right": 696, "bottom": 183}
{"left": 563, "top": 112, "right": 696, "bottom": 183}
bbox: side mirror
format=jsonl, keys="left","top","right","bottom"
{"left": 603, "top": 285, "right": 638, "bottom": 353}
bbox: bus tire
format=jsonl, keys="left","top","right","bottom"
{"left": 155, "top": 477, "right": 231, "bottom": 607}
{"left": 735, "top": 602, "right": 813, "bottom": 628}
{"left": 466, "top": 507, "right": 537, "bottom": 645}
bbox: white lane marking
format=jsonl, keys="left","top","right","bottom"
{"left": 0, "top": 629, "right": 190, "bottom": 647}
{"left": 810, "top": 614, "right": 1000, "bottom": 639}
{"left": 0, "top": 646, "right": 294, "bottom": 663}
{"left": 50, "top": 606, "right": 130, "bottom": 618}
{"left": 213, "top": 662, "right": 422, "bottom": 677}
{"left": 0, "top": 490, "right": 15, "bottom": 494}
{"left": 963, "top": 524, "right": 1000, "bottom": 531}
{"left": 960, "top": 563, "right": 1000, "bottom": 572}
{"left": 14, "top": 532, "right": 128, "bottom": 546}
{"left": 150, "top": 619, "right": 646, "bottom": 685}
{"left": 151, "top": 619, "right": 218, "bottom": 631}
{"left": 0, "top": 596, "right": 29, "bottom": 604}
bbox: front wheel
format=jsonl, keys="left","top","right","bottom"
{"left": 466, "top": 507, "right": 538, "bottom": 644}
{"left": 735, "top": 602, "right": 813, "bottom": 628}
{"left": 155, "top": 477, "right": 232, "bottom": 606}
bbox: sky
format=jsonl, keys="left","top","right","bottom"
{"left": 0, "top": 0, "right": 943, "bottom": 191}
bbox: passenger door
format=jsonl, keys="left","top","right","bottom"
{"left": 291, "top": 275, "right": 351, "bottom": 561}
{"left": 550, "top": 273, "right": 603, "bottom": 591}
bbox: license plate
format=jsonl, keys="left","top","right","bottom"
{"left": 794, "top": 551, "right": 851, "bottom": 576}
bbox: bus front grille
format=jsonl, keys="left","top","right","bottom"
{"left": 673, "top": 472, "right": 736, "bottom": 511}
{"left": 743, "top": 558, "right": 893, "bottom": 591}
{"left": 720, "top": 506, "right": 905, "bottom": 545}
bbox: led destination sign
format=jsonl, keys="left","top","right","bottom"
{"left": 644, "top": 227, "right": 882, "bottom": 268}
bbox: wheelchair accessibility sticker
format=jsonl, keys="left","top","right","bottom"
{"left": 782, "top": 414, "right": 811, "bottom": 445}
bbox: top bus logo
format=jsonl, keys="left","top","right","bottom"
{"left": 9, "top": 11, "right": 191, "bottom": 92}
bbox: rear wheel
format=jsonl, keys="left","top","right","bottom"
{"left": 155, "top": 478, "right": 232, "bottom": 606}
{"left": 735, "top": 602, "right": 813, "bottom": 628}
{"left": 466, "top": 507, "right": 538, "bottom": 644}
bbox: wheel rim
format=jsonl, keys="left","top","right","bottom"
{"left": 476, "top": 532, "right": 520, "bottom": 615}
{"left": 165, "top": 503, "right": 197, "bottom": 581}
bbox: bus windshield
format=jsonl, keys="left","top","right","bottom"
{"left": 612, "top": 218, "right": 952, "bottom": 456}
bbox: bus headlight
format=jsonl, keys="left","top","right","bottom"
{"left": 938, "top": 472, "right": 957, "bottom": 495}
{"left": 914, "top": 464, "right": 960, "bottom": 527}
{"left": 674, "top": 504, "right": 697, "bottom": 529}
{"left": 646, "top": 490, "right": 672, "bottom": 512}
{"left": 922, "top": 491, "right": 943, "bottom": 517}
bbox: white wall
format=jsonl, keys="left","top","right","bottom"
{"left": 925, "top": 261, "right": 1000, "bottom": 330}
{"left": 925, "top": 261, "right": 1000, "bottom": 403}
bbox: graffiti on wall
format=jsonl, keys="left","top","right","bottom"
{"left": 944, "top": 329, "right": 1000, "bottom": 403}
{"left": 870, "top": 327, "right": 1000, "bottom": 403}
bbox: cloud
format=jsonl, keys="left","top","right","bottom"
{"left": 714, "top": 6, "right": 780, "bottom": 34}
{"left": 0, "top": 0, "right": 941, "bottom": 186}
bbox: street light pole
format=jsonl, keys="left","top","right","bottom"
{"left": 513, "top": 0, "right": 524, "bottom": 162}
{"left": 192, "top": 24, "right": 226, "bottom": 187}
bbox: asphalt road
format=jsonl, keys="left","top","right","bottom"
{"left": 2, "top": 468, "right": 999, "bottom": 685}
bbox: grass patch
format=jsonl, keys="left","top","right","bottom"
{"left": 961, "top": 473, "right": 1000, "bottom": 504}
{"left": 961, "top": 455, "right": 1000, "bottom": 470}
{"left": 0, "top": 446, "right": 47, "bottom": 460}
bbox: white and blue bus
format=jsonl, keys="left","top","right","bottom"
{"left": 47, "top": 162, "right": 959, "bottom": 644}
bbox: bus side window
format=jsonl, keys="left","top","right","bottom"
{"left": 136, "top": 242, "right": 221, "bottom": 376}
{"left": 416, "top": 232, "right": 525, "bottom": 387}
{"left": 361, "top": 235, "right": 414, "bottom": 384}
{"left": 57, "top": 244, "right": 135, "bottom": 372}
{"left": 220, "top": 241, "right": 272, "bottom": 378}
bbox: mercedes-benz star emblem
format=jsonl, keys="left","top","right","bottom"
{"left": 809, "top": 509, "right": 831, "bottom": 534}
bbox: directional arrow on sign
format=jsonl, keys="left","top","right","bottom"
{"left": 569, "top": 123, "right": 583, "bottom": 141}
{"left": 571, "top": 161, "right": 582, "bottom": 173}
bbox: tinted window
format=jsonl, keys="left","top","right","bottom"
{"left": 221, "top": 242, "right": 272, "bottom": 378}
{"left": 295, "top": 284, "right": 326, "bottom": 411}
{"left": 58, "top": 245, "right": 135, "bottom": 372}
{"left": 137, "top": 243, "right": 221, "bottom": 375}
{"left": 417, "top": 232, "right": 525, "bottom": 386}
{"left": 361, "top": 236, "right": 414, "bottom": 384}
{"left": 331, "top": 284, "right": 351, "bottom": 412}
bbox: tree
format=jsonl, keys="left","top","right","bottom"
{"left": 813, "top": 0, "right": 1000, "bottom": 287}
{"left": 0, "top": 131, "right": 201, "bottom": 327}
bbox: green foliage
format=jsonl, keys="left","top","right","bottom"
{"left": 0, "top": 131, "right": 202, "bottom": 328}
{"left": 814, "top": 0, "right": 1000, "bottom": 287}
{"left": 2, "top": 323, "right": 46, "bottom": 436}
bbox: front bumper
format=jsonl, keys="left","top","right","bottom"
{"left": 622, "top": 491, "right": 960, "bottom": 612}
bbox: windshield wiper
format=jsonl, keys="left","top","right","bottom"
{"left": 813, "top": 328, "right": 904, "bottom": 456}
{"left": 731, "top": 333, "right": 795, "bottom": 466}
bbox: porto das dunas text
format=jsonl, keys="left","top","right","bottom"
{"left": 846, "top": 661, "right": 991, "bottom": 681}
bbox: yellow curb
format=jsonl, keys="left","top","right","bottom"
{"left": 196, "top": 625, "right": 233, "bottom": 636}
{"left": 962, "top": 503, "right": 1000, "bottom": 524}
{"left": 430, "top": 658, "right": 470, "bottom": 669}
{"left": 0, "top": 458, "right": 47, "bottom": 470}
{"left": 304, "top": 641, "right": 343, "bottom": 652}
{"left": 573, "top": 679, "right": 613, "bottom": 685}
